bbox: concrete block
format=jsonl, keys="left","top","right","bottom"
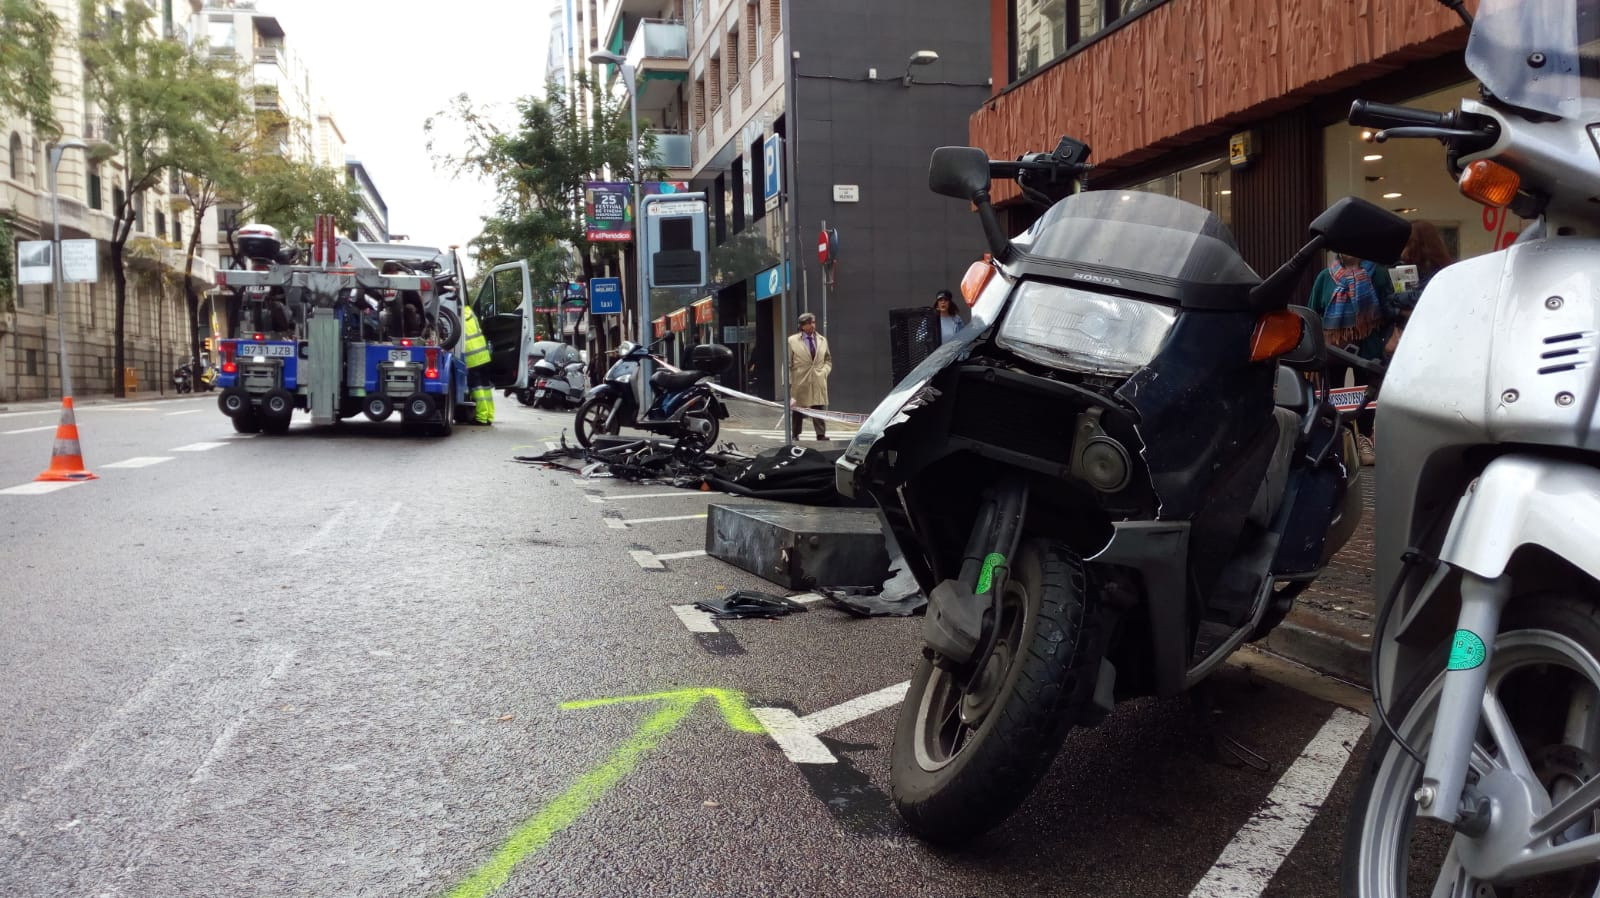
{"left": 706, "top": 504, "right": 889, "bottom": 591}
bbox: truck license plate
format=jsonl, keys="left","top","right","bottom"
{"left": 239, "top": 344, "right": 294, "bottom": 358}
{"left": 388, "top": 350, "right": 412, "bottom": 363}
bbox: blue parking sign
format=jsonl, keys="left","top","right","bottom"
{"left": 590, "top": 277, "right": 623, "bottom": 315}
{"left": 763, "top": 134, "right": 782, "bottom": 206}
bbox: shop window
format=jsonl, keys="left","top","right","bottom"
{"left": 1325, "top": 82, "right": 1527, "bottom": 264}
{"left": 1012, "top": 0, "right": 1171, "bottom": 82}
{"left": 1125, "top": 157, "right": 1232, "bottom": 231}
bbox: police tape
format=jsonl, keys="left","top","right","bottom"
{"left": 1329, "top": 387, "right": 1376, "bottom": 413}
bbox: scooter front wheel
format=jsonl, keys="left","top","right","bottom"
{"left": 890, "top": 538, "right": 1104, "bottom": 845}
{"left": 574, "top": 394, "right": 619, "bottom": 448}
{"left": 1342, "top": 593, "right": 1600, "bottom": 898}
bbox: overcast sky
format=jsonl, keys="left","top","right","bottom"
{"left": 259, "top": 0, "right": 557, "bottom": 275}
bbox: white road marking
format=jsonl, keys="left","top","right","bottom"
{"left": 753, "top": 681, "right": 912, "bottom": 765}
{"left": 617, "top": 513, "right": 707, "bottom": 526}
{"left": 585, "top": 494, "right": 605, "bottom": 504}
{"left": 671, "top": 605, "right": 721, "bottom": 633}
{"left": 655, "top": 549, "right": 707, "bottom": 561}
{"left": 3, "top": 425, "right": 56, "bottom": 435}
{"left": 788, "top": 592, "right": 826, "bottom": 605}
{"left": 0, "top": 481, "right": 86, "bottom": 495}
{"left": 594, "top": 491, "right": 716, "bottom": 501}
{"left": 224, "top": 432, "right": 259, "bottom": 439}
{"left": 102, "top": 456, "right": 174, "bottom": 469}
{"left": 630, "top": 550, "right": 664, "bottom": 570}
{"left": 172, "top": 441, "right": 227, "bottom": 452}
{"left": 544, "top": 440, "right": 560, "bottom": 451}
{"left": 295, "top": 501, "right": 357, "bottom": 555}
{"left": 89, "top": 406, "right": 160, "bottom": 412}
{"left": 605, "top": 518, "right": 627, "bottom": 529}
{"left": 1188, "top": 707, "right": 1368, "bottom": 898}
{"left": 365, "top": 502, "right": 403, "bottom": 551}
{"left": 189, "top": 647, "right": 297, "bottom": 785}
{"left": 165, "top": 409, "right": 203, "bottom": 416}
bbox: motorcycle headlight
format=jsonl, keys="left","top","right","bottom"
{"left": 996, "top": 281, "right": 1177, "bottom": 377}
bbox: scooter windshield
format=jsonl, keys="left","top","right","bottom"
{"left": 1466, "top": 0, "right": 1600, "bottom": 119}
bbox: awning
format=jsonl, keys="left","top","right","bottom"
{"left": 669, "top": 307, "right": 689, "bottom": 332}
{"left": 653, "top": 317, "right": 668, "bottom": 338}
{"left": 692, "top": 297, "right": 714, "bottom": 324}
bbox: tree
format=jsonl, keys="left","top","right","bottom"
{"left": 238, "top": 156, "right": 361, "bottom": 245}
{"left": 80, "top": 0, "right": 239, "bottom": 396}
{"left": 0, "top": 0, "right": 62, "bottom": 133}
{"left": 427, "top": 76, "right": 660, "bottom": 303}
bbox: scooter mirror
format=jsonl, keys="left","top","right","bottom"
{"left": 929, "top": 146, "right": 993, "bottom": 201}
{"left": 1310, "top": 196, "right": 1412, "bottom": 265}
{"left": 1278, "top": 305, "right": 1326, "bottom": 371}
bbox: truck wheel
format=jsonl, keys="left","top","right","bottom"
{"left": 363, "top": 395, "right": 392, "bottom": 422}
{"left": 260, "top": 389, "right": 295, "bottom": 419}
{"left": 432, "top": 393, "right": 455, "bottom": 437}
{"left": 453, "top": 395, "right": 474, "bottom": 424}
{"left": 218, "top": 389, "right": 250, "bottom": 417}
{"left": 404, "top": 393, "right": 436, "bottom": 421}
{"left": 261, "top": 415, "right": 291, "bottom": 435}
{"left": 231, "top": 412, "right": 262, "bottom": 434}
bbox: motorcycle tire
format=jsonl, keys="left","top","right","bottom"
{"left": 1341, "top": 592, "right": 1600, "bottom": 898}
{"left": 435, "top": 306, "right": 462, "bottom": 351}
{"left": 890, "top": 538, "right": 1104, "bottom": 845}
{"left": 575, "top": 394, "right": 618, "bottom": 448}
{"left": 679, "top": 402, "right": 720, "bottom": 453}
{"left": 516, "top": 389, "right": 538, "bottom": 408}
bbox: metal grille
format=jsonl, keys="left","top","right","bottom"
{"left": 889, "top": 307, "right": 939, "bottom": 385}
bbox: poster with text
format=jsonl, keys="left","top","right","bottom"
{"left": 585, "top": 182, "right": 632, "bottom": 242}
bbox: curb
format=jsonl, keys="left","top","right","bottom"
{"left": 1257, "top": 605, "right": 1372, "bottom": 688}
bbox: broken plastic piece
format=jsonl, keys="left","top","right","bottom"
{"left": 694, "top": 590, "right": 810, "bottom": 620}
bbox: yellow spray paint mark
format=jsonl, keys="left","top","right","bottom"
{"left": 442, "top": 688, "right": 763, "bottom": 898}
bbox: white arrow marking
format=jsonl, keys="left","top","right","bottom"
{"left": 753, "top": 681, "right": 911, "bottom": 765}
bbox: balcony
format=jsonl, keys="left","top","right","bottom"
{"left": 624, "top": 19, "right": 688, "bottom": 74}
{"left": 648, "top": 130, "right": 692, "bottom": 172}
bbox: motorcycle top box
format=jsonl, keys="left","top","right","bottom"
{"left": 689, "top": 342, "right": 734, "bottom": 374}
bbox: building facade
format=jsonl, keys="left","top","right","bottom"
{"left": 571, "top": 0, "right": 990, "bottom": 413}
{"left": 1, "top": 0, "right": 212, "bottom": 402}
{"left": 975, "top": 0, "right": 1491, "bottom": 285}
{"left": 345, "top": 158, "right": 389, "bottom": 243}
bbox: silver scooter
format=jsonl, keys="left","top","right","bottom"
{"left": 1343, "top": 0, "right": 1600, "bottom": 894}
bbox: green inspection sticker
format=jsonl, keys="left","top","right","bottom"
{"left": 1448, "top": 629, "right": 1487, "bottom": 670}
{"left": 976, "top": 552, "right": 1005, "bottom": 595}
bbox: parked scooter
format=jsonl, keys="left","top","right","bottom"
{"left": 172, "top": 360, "right": 194, "bottom": 394}
{"left": 1341, "top": 0, "right": 1600, "bottom": 893}
{"left": 516, "top": 341, "right": 587, "bottom": 408}
{"left": 836, "top": 137, "right": 1410, "bottom": 843}
{"left": 171, "top": 356, "right": 215, "bottom": 394}
{"left": 574, "top": 341, "right": 732, "bottom": 452}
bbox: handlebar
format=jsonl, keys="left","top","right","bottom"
{"left": 1348, "top": 100, "right": 1451, "bottom": 131}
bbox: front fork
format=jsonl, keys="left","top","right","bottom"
{"left": 1417, "top": 570, "right": 1512, "bottom": 826}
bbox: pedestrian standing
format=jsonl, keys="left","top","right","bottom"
{"left": 1308, "top": 253, "right": 1394, "bottom": 465}
{"left": 461, "top": 303, "right": 494, "bottom": 425}
{"left": 1384, "top": 220, "right": 1453, "bottom": 358}
{"left": 934, "top": 290, "right": 964, "bottom": 344}
{"left": 787, "top": 312, "right": 832, "bottom": 441}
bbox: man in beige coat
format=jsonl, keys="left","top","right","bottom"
{"left": 787, "top": 312, "right": 832, "bottom": 440}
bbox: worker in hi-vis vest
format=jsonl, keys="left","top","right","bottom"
{"left": 461, "top": 304, "right": 494, "bottom": 425}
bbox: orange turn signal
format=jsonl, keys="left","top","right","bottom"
{"left": 1459, "top": 160, "right": 1520, "bottom": 208}
{"left": 960, "top": 255, "right": 995, "bottom": 306}
{"left": 1250, "top": 310, "right": 1303, "bottom": 362}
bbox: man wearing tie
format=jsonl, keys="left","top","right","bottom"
{"left": 787, "top": 312, "right": 832, "bottom": 441}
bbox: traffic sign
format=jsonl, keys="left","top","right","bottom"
{"left": 817, "top": 228, "right": 837, "bottom": 265}
{"left": 589, "top": 277, "right": 623, "bottom": 315}
{"left": 763, "top": 134, "right": 782, "bottom": 210}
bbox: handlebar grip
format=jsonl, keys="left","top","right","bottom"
{"left": 1349, "top": 100, "right": 1450, "bottom": 130}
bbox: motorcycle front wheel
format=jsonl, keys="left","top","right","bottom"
{"left": 574, "top": 394, "right": 618, "bottom": 448}
{"left": 891, "top": 538, "right": 1103, "bottom": 845}
{"left": 1343, "top": 593, "right": 1600, "bottom": 897}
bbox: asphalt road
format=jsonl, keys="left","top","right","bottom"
{"left": 1, "top": 395, "right": 1375, "bottom": 897}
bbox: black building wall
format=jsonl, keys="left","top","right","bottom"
{"left": 790, "top": 3, "right": 990, "bottom": 415}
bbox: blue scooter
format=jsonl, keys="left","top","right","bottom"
{"left": 574, "top": 341, "right": 732, "bottom": 451}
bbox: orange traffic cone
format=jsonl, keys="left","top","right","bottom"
{"left": 34, "top": 398, "right": 98, "bottom": 483}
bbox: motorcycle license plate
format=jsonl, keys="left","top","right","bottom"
{"left": 534, "top": 389, "right": 547, "bottom": 399}
{"left": 388, "top": 350, "right": 413, "bottom": 363}
{"left": 238, "top": 344, "right": 294, "bottom": 358}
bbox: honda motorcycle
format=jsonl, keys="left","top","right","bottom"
{"left": 574, "top": 341, "right": 732, "bottom": 452}
{"left": 835, "top": 138, "right": 1411, "bottom": 842}
{"left": 1341, "top": 0, "right": 1600, "bottom": 894}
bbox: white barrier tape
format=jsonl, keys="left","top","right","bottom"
{"left": 1328, "top": 387, "right": 1376, "bottom": 413}
{"left": 649, "top": 355, "right": 870, "bottom": 426}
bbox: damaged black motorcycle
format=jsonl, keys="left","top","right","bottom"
{"left": 835, "top": 140, "right": 1410, "bottom": 842}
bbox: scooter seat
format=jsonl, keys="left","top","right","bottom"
{"left": 651, "top": 369, "right": 705, "bottom": 392}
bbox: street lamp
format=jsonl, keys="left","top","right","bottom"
{"left": 46, "top": 139, "right": 112, "bottom": 399}
{"left": 589, "top": 49, "right": 648, "bottom": 351}
{"left": 902, "top": 50, "right": 940, "bottom": 87}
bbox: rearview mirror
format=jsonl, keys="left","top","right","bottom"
{"left": 1310, "top": 197, "right": 1411, "bottom": 265}
{"left": 929, "top": 147, "right": 992, "bottom": 200}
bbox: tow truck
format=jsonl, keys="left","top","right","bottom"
{"left": 210, "top": 218, "right": 537, "bottom": 436}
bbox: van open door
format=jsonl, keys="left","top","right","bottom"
{"left": 471, "top": 261, "right": 535, "bottom": 390}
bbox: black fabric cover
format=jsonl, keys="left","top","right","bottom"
{"left": 706, "top": 445, "right": 863, "bottom": 506}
